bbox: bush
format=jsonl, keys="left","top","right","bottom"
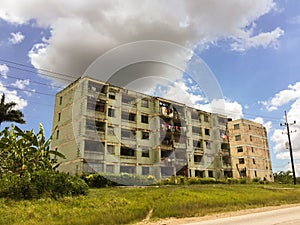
{"left": 81, "top": 173, "right": 158, "bottom": 188}
{"left": 0, "top": 170, "right": 88, "bottom": 200}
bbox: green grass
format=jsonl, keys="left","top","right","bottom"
{"left": 1, "top": 184, "right": 300, "bottom": 225}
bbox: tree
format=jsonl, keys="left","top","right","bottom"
{"left": 273, "top": 171, "right": 293, "bottom": 184}
{"left": 0, "top": 93, "right": 25, "bottom": 126}
{"left": 0, "top": 124, "right": 65, "bottom": 175}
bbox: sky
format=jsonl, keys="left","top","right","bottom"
{"left": 0, "top": 0, "right": 300, "bottom": 174}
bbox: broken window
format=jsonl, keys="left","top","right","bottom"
{"left": 141, "top": 115, "right": 149, "bottom": 124}
{"left": 194, "top": 155, "right": 202, "bottom": 163}
{"left": 107, "top": 145, "right": 115, "bottom": 155}
{"left": 204, "top": 128, "right": 210, "bottom": 136}
{"left": 237, "top": 146, "right": 243, "bottom": 152}
{"left": 141, "top": 147, "right": 150, "bottom": 157}
{"left": 120, "top": 146, "right": 135, "bottom": 157}
{"left": 239, "top": 158, "right": 245, "bottom": 164}
{"left": 142, "top": 131, "right": 149, "bottom": 140}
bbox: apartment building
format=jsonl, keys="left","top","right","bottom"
{"left": 51, "top": 76, "right": 273, "bottom": 181}
{"left": 228, "top": 119, "right": 274, "bottom": 181}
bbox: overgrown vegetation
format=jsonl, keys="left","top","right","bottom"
{"left": 0, "top": 124, "right": 88, "bottom": 199}
{"left": 1, "top": 184, "right": 300, "bottom": 225}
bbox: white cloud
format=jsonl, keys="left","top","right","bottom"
{"left": 0, "top": 82, "right": 27, "bottom": 110}
{"left": 0, "top": 64, "right": 9, "bottom": 79}
{"left": 266, "top": 82, "right": 300, "bottom": 168}
{"left": 263, "top": 82, "right": 300, "bottom": 111}
{"left": 9, "top": 32, "right": 25, "bottom": 44}
{"left": 231, "top": 27, "right": 284, "bottom": 52}
{"left": 196, "top": 99, "right": 244, "bottom": 120}
{"left": 253, "top": 117, "right": 272, "bottom": 133}
{"left": 288, "top": 15, "right": 300, "bottom": 24}
{"left": 11, "top": 79, "right": 30, "bottom": 90}
{"left": 0, "top": 0, "right": 282, "bottom": 83}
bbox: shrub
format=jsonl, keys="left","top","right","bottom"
{"left": 0, "top": 170, "right": 88, "bottom": 200}
{"left": 81, "top": 173, "right": 158, "bottom": 188}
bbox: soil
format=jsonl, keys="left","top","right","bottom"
{"left": 135, "top": 203, "right": 300, "bottom": 225}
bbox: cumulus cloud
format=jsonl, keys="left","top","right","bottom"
{"left": 253, "top": 117, "right": 272, "bottom": 133}
{"left": 265, "top": 82, "right": 300, "bottom": 169}
{"left": 0, "top": 82, "right": 27, "bottom": 110}
{"left": 231, "top": 27, "right": 284, "bottom": 52}
{"left": 263, "top": 82, "right": 300, "bottom": 111}
{"left": 0, "top": 64, "right": 9, "bottom": 79}
{"left": 196, "top": 98, "right": 244, "bottom": 120}
{"left": 9, "top": 32, "right": 25, "bottom": 44}
{"left": 0, "top": 0, "right": 282, "bottom": 83}
{"left": 11, "top": 79, "right": 30, "bottom": 90}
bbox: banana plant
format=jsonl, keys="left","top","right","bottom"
{"left": 0, "top": 124, "right": 65, "bottom": 175}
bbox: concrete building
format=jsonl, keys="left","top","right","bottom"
{"left": 228, "top": 119, "right": 274, "bottom": 181}
{"left": 51, "top": 76, "right": 273, "bottom": 181}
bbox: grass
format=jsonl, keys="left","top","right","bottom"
{"left": 1, "top": 184, "right": 300, "bottom": 225}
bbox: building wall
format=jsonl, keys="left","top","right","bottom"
{"left": 51, "top": 77, "right": 272, "bottom": 181}
{"left": 228, "top": 119, "right": 274, "bottom": 181}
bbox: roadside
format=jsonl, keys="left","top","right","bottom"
{"left": 135, "top": 203, "right": 300, "bottom": 225}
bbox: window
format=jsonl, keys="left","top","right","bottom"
{"left": 237, "top": 146, "right": 243, "bottom": 152}
{"left": 192, "top": 126, "right": 201, "bottom": 134}
{"left": 218, "top": 117, "right": 227, "bottom": 125}
{"left": 253, "top": 158, "right": 256, "bottom": 164}
{"left": 142, "top": 148, "right": 150, "bottom": 157}
{"left": 85, "top": 140, "right": 105, "bottom": 152}
{"left": 234, "top": 124, "right": 240, "bottom": 129}
{"left": 204, "top": 128, "right": 210, "bottom": 136}
{"left": 107, "top": 126, "right": 114, "bottom": 135}
{"left": 56, "top": 130, "right": 59, "bottom": 139}
{"left": 108, "top": 93, "right": 115, "bottom": 99}
{"left": 205, "top": 141, "right": 211, "bottom": 149}
{"left": 59, "top": 96, "right": 62, "bottom": 105}
{"left": 193, "top": 140, "right": 202, "bottom": 148}
{"left": 120, "top": 146, "right": 135, "bottom": 157}
{"left": 58, "top": 112, "right": 61, "bottom": 121}
{"left": 191, "top": 111, "right": 199, "bottom": 120}
{"left": 239, "top": 158, "right": 245, "bottom": 164}
{"left": 142, "top": 167, "right": 149, "bottom": 175}
{"left": 161, "top": 167, "right": 173, "bottom": 176}
{"left": 250, "top": 135, "right": 253, "bottom": 141}
{"left": 194, "top": 155, "right": 202, "bottom": 163}
{"left": 86, "top": 119, "right": 106, "bottom": 132}
{"left": 87, "top": 97, "right": 106, "bottom": 112}
{"left": 142, "top": 131, "right": 149, "bottom": 140}
{"left": 252, "top": 147, "right": 254, "bottom": 153}
{"left": 120, "top": 165, "right": 136, "bottom": 174}
{"left": 208, "top": 170, "right": 213, "bottom": 178}
{"left": 141, "top": 115, "right": 149, "bottom": 124}
{"left": 254, "top": 170, "right": 257, "bottom": 177}
{"left": 204, "top": 114, "right": 209, "bottom": 122}
{"left": 88, "top": 81, "right": 107, "bottom": 93}
{"left": 195, "top": 170, "right": 204, "bottom": 178}
{"left": 235, "top": 135, "right": 241, "bottom": 141}
{"left": 108, "top": 108, "right": 115, "bottom": 117}
{"left": 248, "top": 124, "right": 251, "bottom": 130}
{"left": 107, "top": 145, "right": 115, "bottom": 154}
{"left": 121, "top": 111, "right": 136, "bottom": 122}
{"left": 122, "top": 95, "right": 136, "bottom": 104}
{"left": 121, "top": 128, "right": 136, "bottom": 139}
{"left": 106, "top": 165, "right": 114, "bottom": 173}
{"left": 141, "top": 99, "right": 149, "bottom": 108}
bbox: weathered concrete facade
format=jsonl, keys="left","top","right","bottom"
{"left": 51, "top": 77, "right": 273, "bottom": 181}
{"left": 228, "top": 119, "right": 274, "bottom": 181}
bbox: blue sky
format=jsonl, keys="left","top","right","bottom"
{"left": 0, "top": 0, "right": 300, "bottom": 174}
